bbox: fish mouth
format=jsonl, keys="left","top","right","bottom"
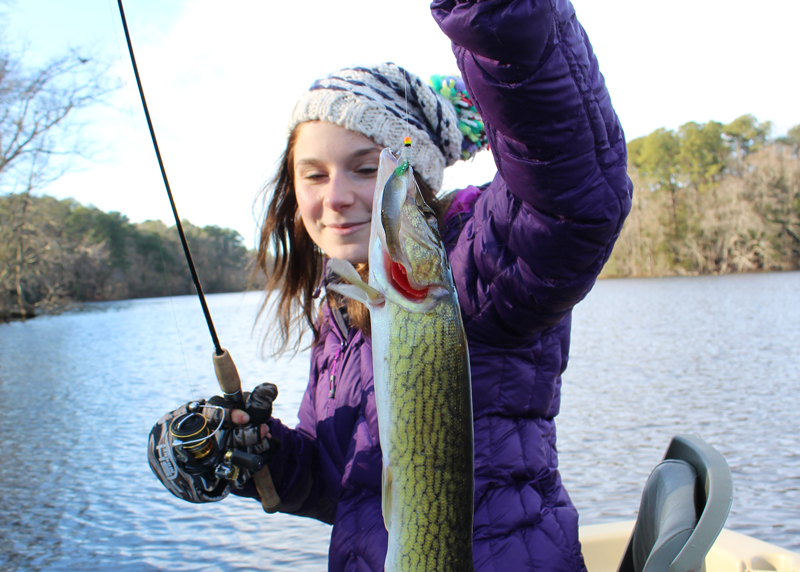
{"left": 374, "top": 149, "right": 447, "bottom": 304}
{"left": 381, "top": 161, "right": 410, "bottom": 260}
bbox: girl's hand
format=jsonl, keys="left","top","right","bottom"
{"left": 231, "top": 408, "right": 272, "bottom": 439}
{"left": 230, "top": 381, "right": 278, "bottom": 439}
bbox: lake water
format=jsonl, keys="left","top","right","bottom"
{"left": 1, "top": 272, "right": 798, "bottom": 571}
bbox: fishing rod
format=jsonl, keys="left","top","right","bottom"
{"left": 115, "top": 1, "right": 222, "bottom": 357}
{"left": 116, "top": 0, "right": 280, "bottom": 512}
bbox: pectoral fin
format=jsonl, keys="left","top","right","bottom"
{"left": 327, "top": 258, "right": 383, "bottom": 305}
{"left": 326, "top": 283, "right": 372, "bottom": 306}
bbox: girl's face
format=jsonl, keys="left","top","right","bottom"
{"left": 293, "top": 121, "right": 382, "bottom": 264}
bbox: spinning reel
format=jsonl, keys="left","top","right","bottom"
{"left": 169, "top": 402, "right": 264, "bottom": 487}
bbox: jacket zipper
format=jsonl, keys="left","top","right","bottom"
{"left": 329, "top": 343, "right": 343, "bottom": 398}
{"left": 328, "top": 301, "right": 349, "bottom": 400}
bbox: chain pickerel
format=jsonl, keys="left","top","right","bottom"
{"left": 329, "top": 148, "right": 474, "bottom": 572}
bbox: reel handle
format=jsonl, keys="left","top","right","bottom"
{"left": 228, "top": 449, "right": 264, "bottom": 473}
{"left": 212, "top": 348, "right": 283, "bottom": 513}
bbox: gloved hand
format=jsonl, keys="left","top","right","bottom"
{"left": 147, "top": 383, "right": 280, "bottom": 504}
{"left": 244, "top": 382, "right": 279, "bottom": 424}
{"left": 229, "top": 383, "right": 280, "bottom": 460}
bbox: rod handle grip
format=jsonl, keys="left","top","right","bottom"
{"left": 212, "top": 349, "right": 243, "bottom": 402}
{"left": 253, "top": 466, "right": 282, "bottom": 513}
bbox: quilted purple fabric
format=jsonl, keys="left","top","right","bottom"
{"left": 238, "top": 1, "right": 632, "bottom": 570}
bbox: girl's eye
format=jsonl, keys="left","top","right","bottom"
{"left": 357, "top": 166, "right": 378, "bottom": 176}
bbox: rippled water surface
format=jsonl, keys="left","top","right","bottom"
{"left": 1, "top": 272, "right": 798, "bottom": 571}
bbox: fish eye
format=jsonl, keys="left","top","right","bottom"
{"left": 419, "top": 203, "right": 436, "bottom": 224}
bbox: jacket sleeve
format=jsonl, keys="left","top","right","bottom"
{"left": 432, "top": 0, "right": 633, "bottom": 343}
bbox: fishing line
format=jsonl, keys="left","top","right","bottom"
{"left": 402, "top": 68, "right": 412, "bottom": 163}
{"left": 105, "top": 0, "right": 196, "bottom": 395}
{"left": 116, "top": 0, "right": 224, "bottom": 358}
{"left": 403, "top": 71, "right": 410, "bottom": 144}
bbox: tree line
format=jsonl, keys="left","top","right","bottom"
{"left": 2, "top": 30, "right": 798, "bottom": 319}
{"left": 0, "top": 192, "right": 254, "bottom": 320}
{"left": 602, "top": 115, "right": 800, "bottom": 277}
{"left": 3, "top": 114, "right": 798, "bottom": 320}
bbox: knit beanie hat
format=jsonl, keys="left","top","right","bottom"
{"left": 288, "top": 62, "right": 488, "bottom": 191}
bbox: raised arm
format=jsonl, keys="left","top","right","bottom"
{"left": 433, "top": 0, "right": 633, "bottom": 342}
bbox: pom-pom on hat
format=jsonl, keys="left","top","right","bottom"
{"left": 429, "top": 74, "right": 489, "bottom": 161}
{"left": 288, "top": 63, "right": 486, "bottom": 191}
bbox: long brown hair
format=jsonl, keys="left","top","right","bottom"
{"left": 254, "top": 124, "right": 451, "bottom": 356}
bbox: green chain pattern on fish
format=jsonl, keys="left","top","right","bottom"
{"left": 382, "top": 297, "right": 473, "bottom": 572}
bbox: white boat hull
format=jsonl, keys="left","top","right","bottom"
{"left": 580, "top": 521, "right": 800, "bottom": 572}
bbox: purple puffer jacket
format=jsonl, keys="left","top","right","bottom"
{"left": 248, "top": 1, "right": 632, "bottom": 570}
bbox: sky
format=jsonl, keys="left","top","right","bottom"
{"left": 4, "top": 0, "right": 799, "bottom": 249}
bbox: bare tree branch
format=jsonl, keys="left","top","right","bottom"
{"left": 0, "top": 45, "right": 113, "bottom": 193}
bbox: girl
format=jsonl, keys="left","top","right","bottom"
{"left": 150, "top": 1, "right": 632, "bottom": 570}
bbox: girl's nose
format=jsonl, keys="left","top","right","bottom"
{"left": 323, "top": 172, "right": 356, "bottom": 211}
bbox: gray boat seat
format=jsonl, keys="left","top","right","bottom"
{"left": 617, "top": 435, "right": 734, "bottom": 572}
